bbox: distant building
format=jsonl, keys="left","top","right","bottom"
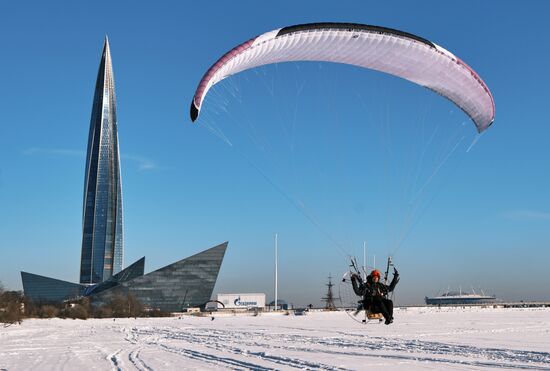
{"left": 22, "top": 243, "right": 227, "bottom": 312}
{"left": 92, "top": 243, "right": 227, "bottom": 312}
{"left": 20, "top": 272, "right": 86, "bottom": 303}
{"left": 80, "top": 37, "right": 124, "bottom": 284}
{"left": 425, "top": 290, "right": 497, "bottom": 306}
{"left": 21, "top": 257, "right": 144, "bottom": 303}
{"left": 267, "top": 299, "right": 290, "bottom": 310}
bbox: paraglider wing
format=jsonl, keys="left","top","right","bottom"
{"left": 190, "top": 22, "right": 495, "bottom": 132}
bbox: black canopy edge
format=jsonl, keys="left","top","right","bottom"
{"left": 277, "top": 23, "right": 435, "bottom": 49}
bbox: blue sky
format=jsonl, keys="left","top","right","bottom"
{"left": 0, "top": 1, "right": 548, "bottom": 306}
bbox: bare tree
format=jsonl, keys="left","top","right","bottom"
{"left": 0, "top": 289, "right": 24, "bottom": 326}
{"left": 39, "top": 305, "right": 60, "bottom": 318}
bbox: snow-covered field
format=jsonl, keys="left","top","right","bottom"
{"left": 1, "top": 306, "right": 549, "bottom": 370}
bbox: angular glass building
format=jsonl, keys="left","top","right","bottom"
{"left": 20, "top": 272, "right": 86, "bottom": 303}
{"left": 83, "top": 257, "right": 145, "bottom": 296}
{"left": 21, "top": 242, "right": 227, "bottom": 310}
{"left": 21, "top": 258, "right": 143, "bottom": 304}
{"left": 91, "top": 242, "right": 228, "bottom": 312}
{"left": 80, "top": 37, "right": 124, "bottom": 284}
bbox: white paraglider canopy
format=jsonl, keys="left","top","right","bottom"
{"left": 190, "top": 22, "right": 495, "bottom": 132}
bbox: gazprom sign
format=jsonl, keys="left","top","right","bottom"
{"left": 234, "top": 297, "right": 257, "bottom": 307}
{"left": 217, "top": 293, "right": 266, "bottom": 309}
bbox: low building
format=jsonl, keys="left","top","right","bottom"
{"left": 267, "top": 299, "right": 291, "bottom": 310}
{"left": 21, "top": 242, "right": 228, "bottom": 312}
{"left": 425, "top": 290, "right": 497, "bottom": 306}
{"left": 93, "top": 243, "right": 227, "bottom": 312}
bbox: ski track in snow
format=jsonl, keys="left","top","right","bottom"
{"left": 128, "top": 347, "right": 154, "bottom": 371}
{"left": 108, "top": 349, "right": 123, "bottom": 371}
{"left": 1, "top": 308, "right": 550, "bottom": 370}
{"left": 128, "top": 325, "right": 340, "bottom": 370}
{"left": 129, "top": 325, "right": 550, "bottom": 370}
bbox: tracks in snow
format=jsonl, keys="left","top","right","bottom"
{"left": 128, "top": 325, "right": 550, "bottom": 370}
{"left": 128, "top": 348, "right": 154, "bottom": 371}
{"left": 108, "top": 349, "right": 123, "bottom": 371}
{"left": 129, "top": 326, "right": 348, "bottom": 370}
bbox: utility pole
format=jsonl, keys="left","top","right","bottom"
{"left": 275, "top": 233, "right": 278, "bottom": 311}
{"left": 363, "top": 241, "right": 367, "bottom": 280}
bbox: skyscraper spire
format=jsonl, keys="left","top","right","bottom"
{"left": 80, "top": 37, "right": 124, "bottom": 284}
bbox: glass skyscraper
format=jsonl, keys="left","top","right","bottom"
{"left": 22, "top": 38, "right": 229, "bottom": 310}
{"left": 80, "top": 37, "right": 124, "bottom": 284}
